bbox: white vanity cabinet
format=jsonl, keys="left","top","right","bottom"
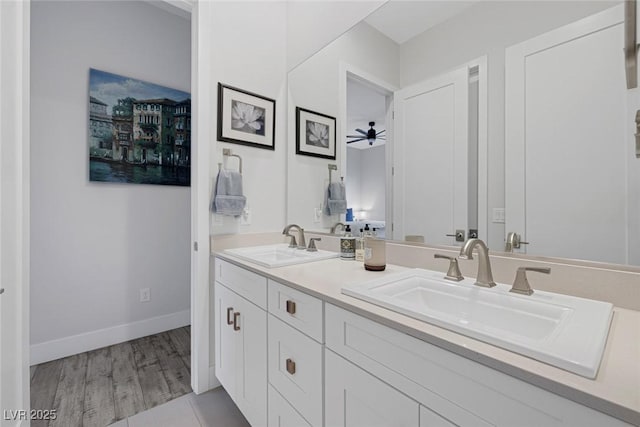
{"left": 325, "top": 304, "right": 629, "bottom": 427}
{"left": 213, "top": 258, "right": 630, "bottom": 427}
{"left": 214, "top": 259, "right": 268, "bottom": 427}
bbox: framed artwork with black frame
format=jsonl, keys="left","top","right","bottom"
{"left": 217, "top": 83, "right": 275, "bottom": 150}
{"left": 295, "top": 107, "right": 336, "bottom": 160}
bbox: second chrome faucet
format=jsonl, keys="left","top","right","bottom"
{"left": 458, "top": 238, "right": 496, "bottom": 288}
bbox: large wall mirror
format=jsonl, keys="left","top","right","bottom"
{"left": 287, "top": 0, "right": 639, "bottom": 267}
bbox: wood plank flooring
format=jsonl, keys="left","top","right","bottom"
{"left": 30, "top": 326, "right": 192, "bottom": 427}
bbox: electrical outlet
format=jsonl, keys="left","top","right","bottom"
{"left": 313, "top": 207, "right": 322, "bottom": 223}
{"left": 240, "top": 207, "right": 251, "bottom": 225}
{"left": 139, "top": 288, "right": 151, "bottom": 303}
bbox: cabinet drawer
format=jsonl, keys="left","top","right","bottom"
{"left": 215, "top": 257, "right": 267, "bottom": 309}
{"left": 268, "top": 279, "right": 323, "bottom": 342}
{"left": 268, "top": 315, "right": 322, "bottom": 427}
{"left": 326, "top": 304, "right": 627, "bottom": 427}
{"left": 268, "top": 384, "right": 312, "bottom": 427}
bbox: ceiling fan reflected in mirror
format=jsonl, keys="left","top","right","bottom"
{"left": 347, "top": 121, "right": 386, "bottom": 145}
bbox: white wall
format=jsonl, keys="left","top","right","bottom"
{"left": 207, "top": 0, "right": 288, "bottom": 372}
{"left": 287, "top": 22, "right": 399, "bottom": 230}
{"left": 359, "top": 145, "right": 385, "bottom": 221}
{"left": 30, "top": 1, "right": 191, "bottom": 364}
{"left": 400, "top": 0, "right": 620, "bottom": 250}
{"left": 209, "top": 1, "right": 288, "bottom": 237}
{"left": 346, "top": 146, "right": 385, "bottom": 222}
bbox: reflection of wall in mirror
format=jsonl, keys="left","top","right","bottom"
{"left": 347, "top": 144, "right": 386, "bottom": 222}
{"left": 286, "top": 1, "right": 627, "bottom": 261}
{"left": 287, "top": 21, "right": 399, "bottom": 231}
{"left": 397, "top": 0, "right": 621, "bottom": 252}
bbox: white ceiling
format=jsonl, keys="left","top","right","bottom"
{"left": 365, "top": 1, "right": 480, "bottom": 45}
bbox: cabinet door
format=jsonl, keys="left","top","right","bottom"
{"left": 268, "top": 384, "right": 312, "bottom": 427}
{"left": 214, "top": 282, "right": 238, "bottom": 398}
{"left": 420, "top": 405, "right": 457, "bottom": 427}
{"left": 235, "top": 293, "right": 268, "bottom": 427}
{"left": 325, "top": 349, "right": 419, "bottom": 427}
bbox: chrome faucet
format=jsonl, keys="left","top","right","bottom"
{"left": 330, "top": 222, "right": 346, "bottom": 234}
{"left": 282, "top": 224, "right": 306, "bottom": 250}
{"left": 459, "top": 238, "right": 496, "bottom": 288}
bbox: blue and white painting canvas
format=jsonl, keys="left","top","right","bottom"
{"left": 89, "top": 68, "right": 191, "bottom": 186}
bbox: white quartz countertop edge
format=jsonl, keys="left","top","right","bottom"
{"left": 213, "top": 252, "right": 640, "bottom": 425}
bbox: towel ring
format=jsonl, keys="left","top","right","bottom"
{"left": 328, "top": 164, "right": 337, "bottom": 182}
{"left": 223, "top": 148, "right": 243, "bottom": 174}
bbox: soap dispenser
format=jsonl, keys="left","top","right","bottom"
{"left": 355, "top": 228, "right": 365, "bottom": 262}
{"left": 340, "top": 225, "right": 356, "bottom": 260}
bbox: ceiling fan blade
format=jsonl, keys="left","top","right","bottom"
{"left": 347, "top": 135, "right": 366, "bottom": 138}
{"left": 376, "top": 136, "right": 386, "bottom": 140}
{"left": 347, "top": 138, "right": 366, "bottom": 143}
{"left": 376, "top": 129, "right": 386, "bottom": 136}
{"left": 355, "top": 129, "right": 367, "bottom": 135}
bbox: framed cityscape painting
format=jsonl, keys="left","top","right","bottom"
{"left": 88, "top": 68, "right": 191, "bottom": 186}
{"left": 217, "top": 83, "right": 276, "bottom": 150}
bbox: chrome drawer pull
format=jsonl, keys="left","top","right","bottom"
{"left": 286, "top": 300, "right": 296, "bottom": 315}
{"left": 233, "top": 312, "right": 240, "bottom": 331}
{"left": 286, "top": 358, "right": 296, "bottom": 375}
{"left": 226, "top": 307, "right": 234, "bottom": 325}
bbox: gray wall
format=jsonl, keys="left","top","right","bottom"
{"left": 30, "top": 1, "right": 191, "bottom": 362}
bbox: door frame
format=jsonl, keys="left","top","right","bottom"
{"left": 190, "top": 0, "right": 216, "bottom": 393}
{"left": 0, "top": 0, "right": 31, "bottom": 422}
{"left": 338, "top": 62, "right": 398, "bottom": 237}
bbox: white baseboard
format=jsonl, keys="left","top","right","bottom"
{"left": 30, "top": 309, "right": 190, "bottom": 365}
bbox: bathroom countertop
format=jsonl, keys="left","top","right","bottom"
{"left": 213, "top": 250, "right": 640, "bottom": 425}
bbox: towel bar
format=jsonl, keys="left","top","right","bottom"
{"left": 222, "top": 148, "right": 243, "bottom": 174}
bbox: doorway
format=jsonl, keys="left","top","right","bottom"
{"left": 343, "top": 69, "right": 396, "bottom": 239}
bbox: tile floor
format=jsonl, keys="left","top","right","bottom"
{"left": 109, "top": 387, "right": 250, "bottom": 427}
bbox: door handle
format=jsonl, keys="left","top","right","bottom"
{"left": 446, "top": 229, "right": 465, "bottom": 242}
{"left": 233, "top": 312, "right": 240, "bottom": 331}
{"left": 226, "top": 307, "right": 234, "bottom": 325}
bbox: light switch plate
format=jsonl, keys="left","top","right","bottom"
{"left": 492, "top": 208, "right": 505, "bottom": 223}
{"left": 313, "top": 207, "right": 322, "bottom": 223}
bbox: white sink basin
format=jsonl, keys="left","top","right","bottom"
{"left": 342, "top": 269, "right": 613, "bottom": 378}
{"left": 225, "top": 244, "right": 339, "bottom": 268}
